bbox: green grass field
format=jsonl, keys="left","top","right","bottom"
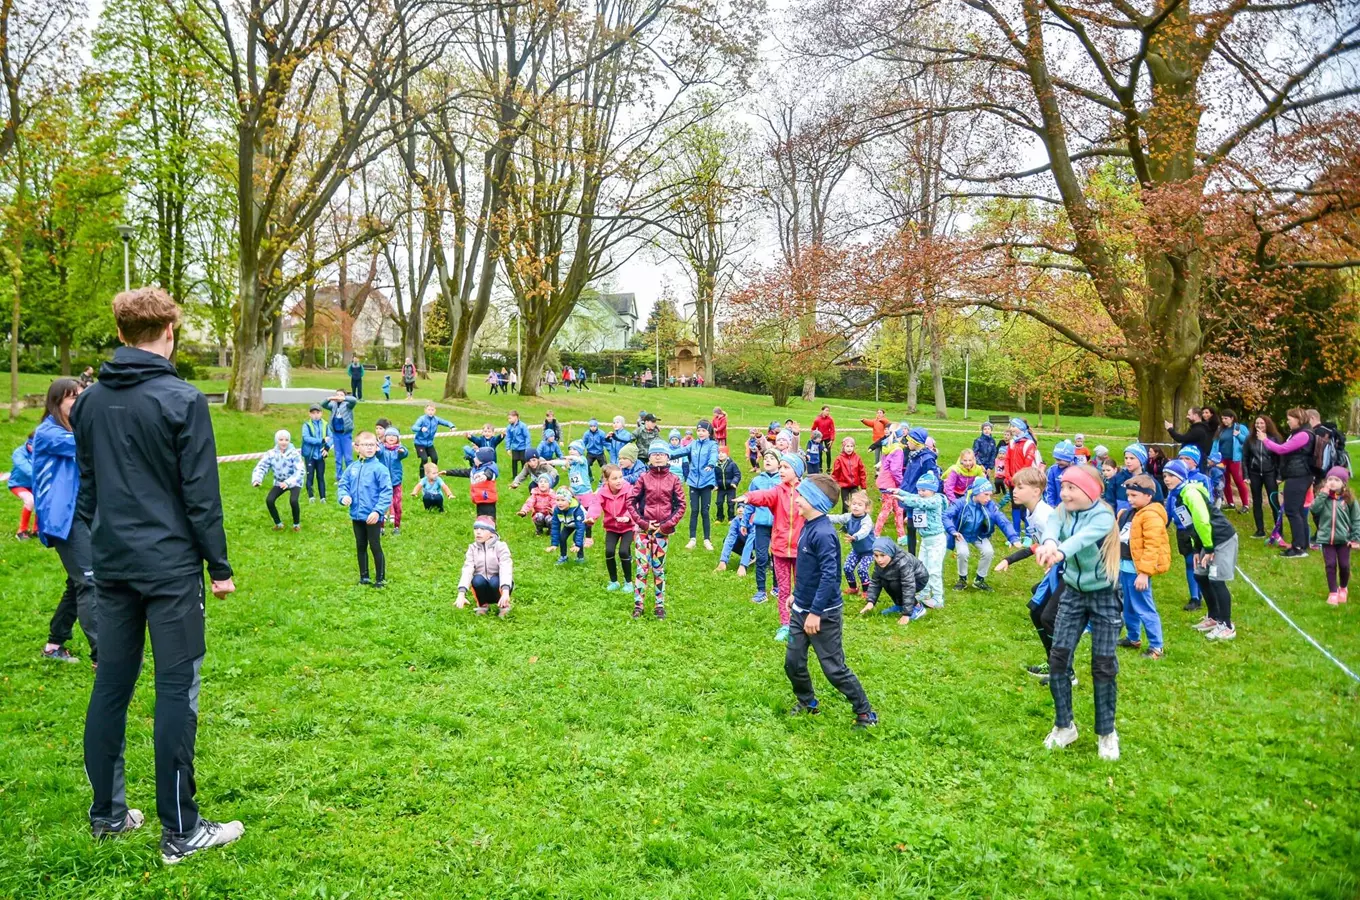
{"left": 1, "top": 379, "right": 1357, "bottom": 898}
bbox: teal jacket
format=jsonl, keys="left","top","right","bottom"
{"left": 1039, "top": 501, "right": 1116, "bottom": 592}
{"left": 893, "top": 490, "right": 947, "bottom": 537}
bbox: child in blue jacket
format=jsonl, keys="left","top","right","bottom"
{"left": 944, "top": 476, "right": 1021, "bottom": 591}
{"left": 827, "top": 489, "right": 875, "bottom": 595}
{"left": 466, "top": 423, "right": 505, "bottom": 462}
{"left": 9, "top": 434, "right": 36, "bottom": 539}
{"left": 973, "top": 422, "right": 999, "bottom": 476}
{"left": 1043, "top": 440, "right": 1079, "bottom": 507}
{"left": 411, "top": 404, "right": 454, "bottom": 467}
{"left": 898, "top": 427, "right": 940, "bottom": 555}
{"left": 894, "top": 472, "right": 948, "bottom": 609}
{"left": 550, "top": 488, "right": 587, "bottom": 564}
{"left": 504, "top": 410, "right": 532, "bottom": 477}
{"left": 339, "top": 431, "right": 394, "bottom": 587}
{"left": 582, "top": 418, "right": 608, "bottom": 476}
{"left": 605, "top": 416, "right": 635, "bottom": 464}
{"left": 716, "top": 503, "right": 757, "bottom": 573}
{"left": 301, "top": 405, "right": 332, "bottom": 502}
{"left": 377, "top": 430, "right": 410, "bottom": 534}
{"left": 805, "top": 430, "right": 827, "bottom": 475}
{"left": 672, "top": 419, "right": 719, "bottom": 549}
{"left": 537, "top": 431, "right": 563, "bottom": 460}
{"left": 382, "top": 374, "right": 392, "bottom": 400}
{"left": 714, "top": 447, "right": 742, "bottom": 523}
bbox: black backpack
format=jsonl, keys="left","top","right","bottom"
{"left": 1312, "top": 423, "right": 1350, "bottom": 476}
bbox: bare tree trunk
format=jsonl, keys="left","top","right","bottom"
{"left": 302, "top": 282, "right": 317, "bottom": 366}
{"left": 1092, "top": 382, "right": 1106, "bottom": 417}
{"left": 269, "top": 312, "right": 284, "bottom": 359}
{"left": 1017, "top": 385, "right": 1027, "bottom": 412}
{"left": 59, "top": 335, "right": 71, "bottom": 375}
{"left": 930, "top": 320, "right": 947, "bottom": 419}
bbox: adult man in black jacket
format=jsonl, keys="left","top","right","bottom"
{"left": 1164, "top": 408, "right": 1215, "bottom": 462}
{"left": 74, "top": 287, "right": 244, "bottom": 865}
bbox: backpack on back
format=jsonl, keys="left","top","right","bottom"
{"left": 1312, "top": 423, "right": 1350, "bottom": 476}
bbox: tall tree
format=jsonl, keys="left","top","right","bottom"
{"left": 801, "top": 0, "right": 1360, "bottom": 439}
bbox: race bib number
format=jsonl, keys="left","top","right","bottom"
{"left": 1175, "top": 506, "right": 1192, "bottom": 527}
{"left": 912, "top": 510, "right": 927, "bottom": 528}
{"left": 1119, "top": 521, "right": 1132, "bottom": 544}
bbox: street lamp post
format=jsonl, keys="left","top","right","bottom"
{"left": 115, "top": 224, "right": 135, "bottom": 292}
{"left": 963, "top": 346, "right": 971, "bottom": 420}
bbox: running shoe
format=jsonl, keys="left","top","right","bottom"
{"left": 160, "top": 819, "right": 245, "bottom": 866}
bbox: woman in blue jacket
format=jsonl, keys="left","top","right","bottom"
{"left": 32, "top": 378, "right": 98, "bottom": 664}
{"left": 671, "top": 419, "right": 719, "bottom": 549}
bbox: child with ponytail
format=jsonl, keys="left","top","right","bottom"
{"left": 1033, "top": 464, "right": 1124, "bottom": 761}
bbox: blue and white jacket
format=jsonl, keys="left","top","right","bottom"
{"left": 412, "top": 414, "right": 454, "bottom": 448}
{"left": 606, "top": 428, "right": 635, "bottom": 463}
{"left": 323, "top": 396, "right": 358, "bottom": 434}
{"left": 338, "top": 456, "right": 394, "bottom": 521}
{"left": 252, "top": 447, "right": 305, "bottom": 489}
{"left": 551, "top": 498, "right": 586, "bottom": 550}
{"left": 8, "top": 441, "right": 33, "bottom": 490}
{"left": 301, "top": 418, "right": 331, "bottom": 460}
{"left": 504, "top": 419, "right": 532, "bottom": 452}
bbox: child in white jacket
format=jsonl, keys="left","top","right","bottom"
{"left": 252, "top": 429, "right": 305, "bottom": 531}
{"left": 456, "top": 516, "right": 514, "bottom": 616}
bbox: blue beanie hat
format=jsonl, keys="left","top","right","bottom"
{"left": 648, "top": 440, "right": 671, "bottom": 456}
{"left": 769, "top": 421, "right": 780, "bottom": 432}
{"left": 969, "top": 475, "right": 994, "bottom": 496}
{"left": 1124, "top": 443, "right": 1148, "bottom": 466}
{"left": 1177, "top": 445, "right": 1201, "bottom": 465}
{"left": 524, "top": 448, "right": 538, "bottom": 462}
{"left": 916, "top": 472, "right": 940, "bottom": 492}
{"left": 1209, "top": 448, "right": 1222, "bottom": 463}
{"left": 908, "top": 426, "right": 929, "bottom": 445}
{"left": 780, "top": 452, "right": 805, "bottom": 478}
{"left": 873, "top": 536, "right": 898, "bottom": 556}
{"left": 475, "top": 447, "right": 495, "bottom": 464}
{"left": 569, "top": 439, "right": 585, "bottom": 455}
{"left": 669, "top": 428, "right": 682, "bottom": 440}
{"left": 1053, "top": 440, "right": 1077, "bottom": 463}
{"left": 588, "top": 418, "right": 599, "bottom": 427}
{"left": 1164, "top": 460, "right": 1190, "bottom": 483}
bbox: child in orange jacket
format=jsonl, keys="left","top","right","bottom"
{"left": 738, "top": 451, "right": 806, "bottom": 643}
{"left": 1118, "top": 474, "right": 1171, "bottom": 657}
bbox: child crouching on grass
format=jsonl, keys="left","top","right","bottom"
{"left": 251, "top": 429, "right": 304, "bottom": 531}
{"left": 631, "top": 441, "right": 686, "bottom": 619}
{"left": 412, "top": 462, "right": 453, "bottom": 512}
{"left": 518, "top": 474, "right": 556, "bottom": 535}
{"left": 339, "top": 431, "right": 393, "bottom": 588}
{"left": 893, "top": 472, "right": 947, "bottom": 610}
{"left": 827, "top": 489, "right": 875, "bottom": 596}
{"left": 859, "top": 537, "right": 930, "bottom": 625}
{"left": 785, "top": 474, "right": 878, "bottom": 729}
{"left": 716, "top": 503, "right": 756, "bottom": 574}
{"left": 1034, "top": 464, "right": 1122, "bottom": 761}
{"left": 550, "top": 488, "right": 587, "bottom": 565}
{"left": 456, "top": 516, "right": 513, "bottom": 616}
{"left": 1312, "top": 467, "right": 1360, "bottom": 605}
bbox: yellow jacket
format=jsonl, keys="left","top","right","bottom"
{"left": 1129, "top": 503, "right": 1171, "bottom": 576}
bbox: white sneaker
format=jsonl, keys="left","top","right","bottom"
{"left": 1044, "top": 724, "right": 1079, "bottom": 750}
{"left": 160, "top": 819, "right": 245, "bottom": 865}
{"left": 703, "top": 539, "right": 714, "bottom": 551}
{"left": 685, "top": 539, "right": 697, "bottom": 550}
{"left": 1206, "top": 624, "right": 1236, "bottom": 641}
{"left": 1191, "top": 616, "right": 1218, "bottom": 632}
{"left": 1098, "top": 731, "right": 1120, "bottom": 761}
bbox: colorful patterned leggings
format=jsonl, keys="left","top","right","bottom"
{"left": 843, "top": 551, "right": 872, "bottom": 590}
{"left": 773, "top": 556, "right": 796, "bottom": 626}
{"left": 634, "top": 531, "right": 669, "bottom": 607}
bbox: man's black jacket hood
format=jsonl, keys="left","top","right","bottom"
{"left": 73, "top": 346, "right": 232, "bottom": 581}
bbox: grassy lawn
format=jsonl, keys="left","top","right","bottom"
{"left": 0, "top": 377, "right": 1357, "bottom": 898}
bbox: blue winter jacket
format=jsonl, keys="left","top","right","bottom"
{"left": 377, "top": 443, "right": 410, "bottom": 486}
{"left": 944, "top": 495, "right": 1020, "bottom": 546}
{"left": 606, "top": 428, "right": 635, "bottom": 463}
{"left": 324, "top": 396, "right": 358, "bottom": 434}
{"left": 9, "top": 442, "right": 33, "bottom": 490}
{"left": 467, "top": 433, "right": 504, "bottom": 456}
{"left": 504, "top": 420, "right": 531, "bottom": 452}
{"left": 412, "top": 414, "right": 454, "bottom": 448}
{"left": 551, "top": 500, "right": 586, "bottom": 550}
{"left": 32, "top": 416, "right": 79, "bottom": 543}
{"left": 791, "top": 515, "right": 843, "bottom": 616}
{"left": 338, "top": 456, "right": 394, "bottom": 521}
{"left": 582, "top": 427, "right": 607, "bottom": 457}
{"left": 301, "top": 418, "right": 331, "bottom": 460}
{"left": 1043, "top": 462, "right": 1072, "bottom": 507}
{"left": 720, "top": 506, "right": 756, "bottom": 566}
{"left": 1107, "top": 468, "right": 1163, "bottom": 510}
{"left": 973, "top": 433, "right": 999, "bottom": 470}
{"left": 537, "top": 438, "right": 563, "bottom": 460}
{"left": 746, "top": 471, "right": 779, "bottom": 526}
{"left": 674, "top": 438, "right": 718, "bottom": 489}
{"left": 1165, "top": 472, "right": 1212, "bottom": 530}
{"left": 804, "top": 439, "right": 827, "bottom": 474}
{"left": 900, "top": 448, "right": 940, "bottom": 493}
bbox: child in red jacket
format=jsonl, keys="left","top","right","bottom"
{"left": 592, "top": 464, "right": 638, "bottom": 592}
{"left": 738, "top": 451, "right": 806, "bottom": 643}
{"left": 630, "top": 442, "right": 686, "bottom": 619}
{"left": 831, "top": 437, "right": 867, "bottom": 512}
{"left": 517, "top": 475, "right": 557, "bottom": 536}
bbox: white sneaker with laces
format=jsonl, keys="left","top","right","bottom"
{"left": 703, "top": 539, "right": 714, "bottom": 551}
{"left": 161, "top": 819, "right": 245, "bottom": 865}
{"left": 1044, "top": 724, "right": 1079, "bottom": 750}
{"left": 685, "top": 539, "right": 697, "bottom": 550}
{"left": 1206, "top": 624, "right": 1236, "bottom": 641}
{"left": 1191, "top": 617, "right": 1218, "bottom": 632}
{"left": 1098, "top": 731, "right": 1120, "bottom": 761}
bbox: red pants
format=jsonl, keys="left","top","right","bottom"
{"left": 773, "top": 555, "right": 796, "bottom": 626}
{"left": 1223, "top": 461, "right": 1249, "bottom": 508}
{"left": 389, "top": 489, "right": 403, "bottom": 528}
{"left": 874, "top": 490, "right": 904, "bottom": 539}
{"left": 10, "top": 486, "right": 35, "bottom": 534}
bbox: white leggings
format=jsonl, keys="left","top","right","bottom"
{"left": 956, "top": 539, "right": 994, "bottom": 578}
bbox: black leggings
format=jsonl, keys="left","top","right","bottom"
{"left": 305, "top": 458, "right": 326, "bottom": 499}
{"left": 266, "top": 485, "right": 301, "bottom": 526}
{"left": 715, "top": 488, "right": 735, "bottom": 521}
{"left": 605, "top": 530, "right": 635, "bottom": 583}
{"left": 587, "top": 453, "right": 607, "bottom": 479}
{"left": 1323, "top": 544, "right": 1352, "bottom": 592}
{"left": 1194, "top": 574, "right": 1233, "bottom": 627}
{"left": 416, "top": 445, "right": 439, "bottom": 467}
{"left": 688, "top": 486, "right": 713, "bottom": 540}
{"left": 423, "top": 495, "right": 445, "bottom": 512}
{"left": 511, "top": 449, "right": 525, "bottom": 478}
{"left": 1249, "top": 472, "right": 1279, "bottom": 534}
{"left": 352, "top": 520, "right": 385, "bottom": 581}
{"left": 1030, "top": 584, "right": 1061, "bottom": 654}
{"left": 1282, "top": 475, "right": 1312, "bottom": 551}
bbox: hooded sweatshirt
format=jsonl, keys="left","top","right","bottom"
{"left": 70, "top": 347, "right": 232, "bottom": 580}
{"left": 745, "top": 478, "right": 803, "bottom": 558}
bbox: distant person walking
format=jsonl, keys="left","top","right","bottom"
{"left": 75, "top": 288, "right": 243, "bottom": 864}
{"left": 401, "top": 357, "right": 417, "bottom": 399}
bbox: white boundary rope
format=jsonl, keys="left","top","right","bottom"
{"left": 1235, "top": 564, "right": 1360, "bottom": 683}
